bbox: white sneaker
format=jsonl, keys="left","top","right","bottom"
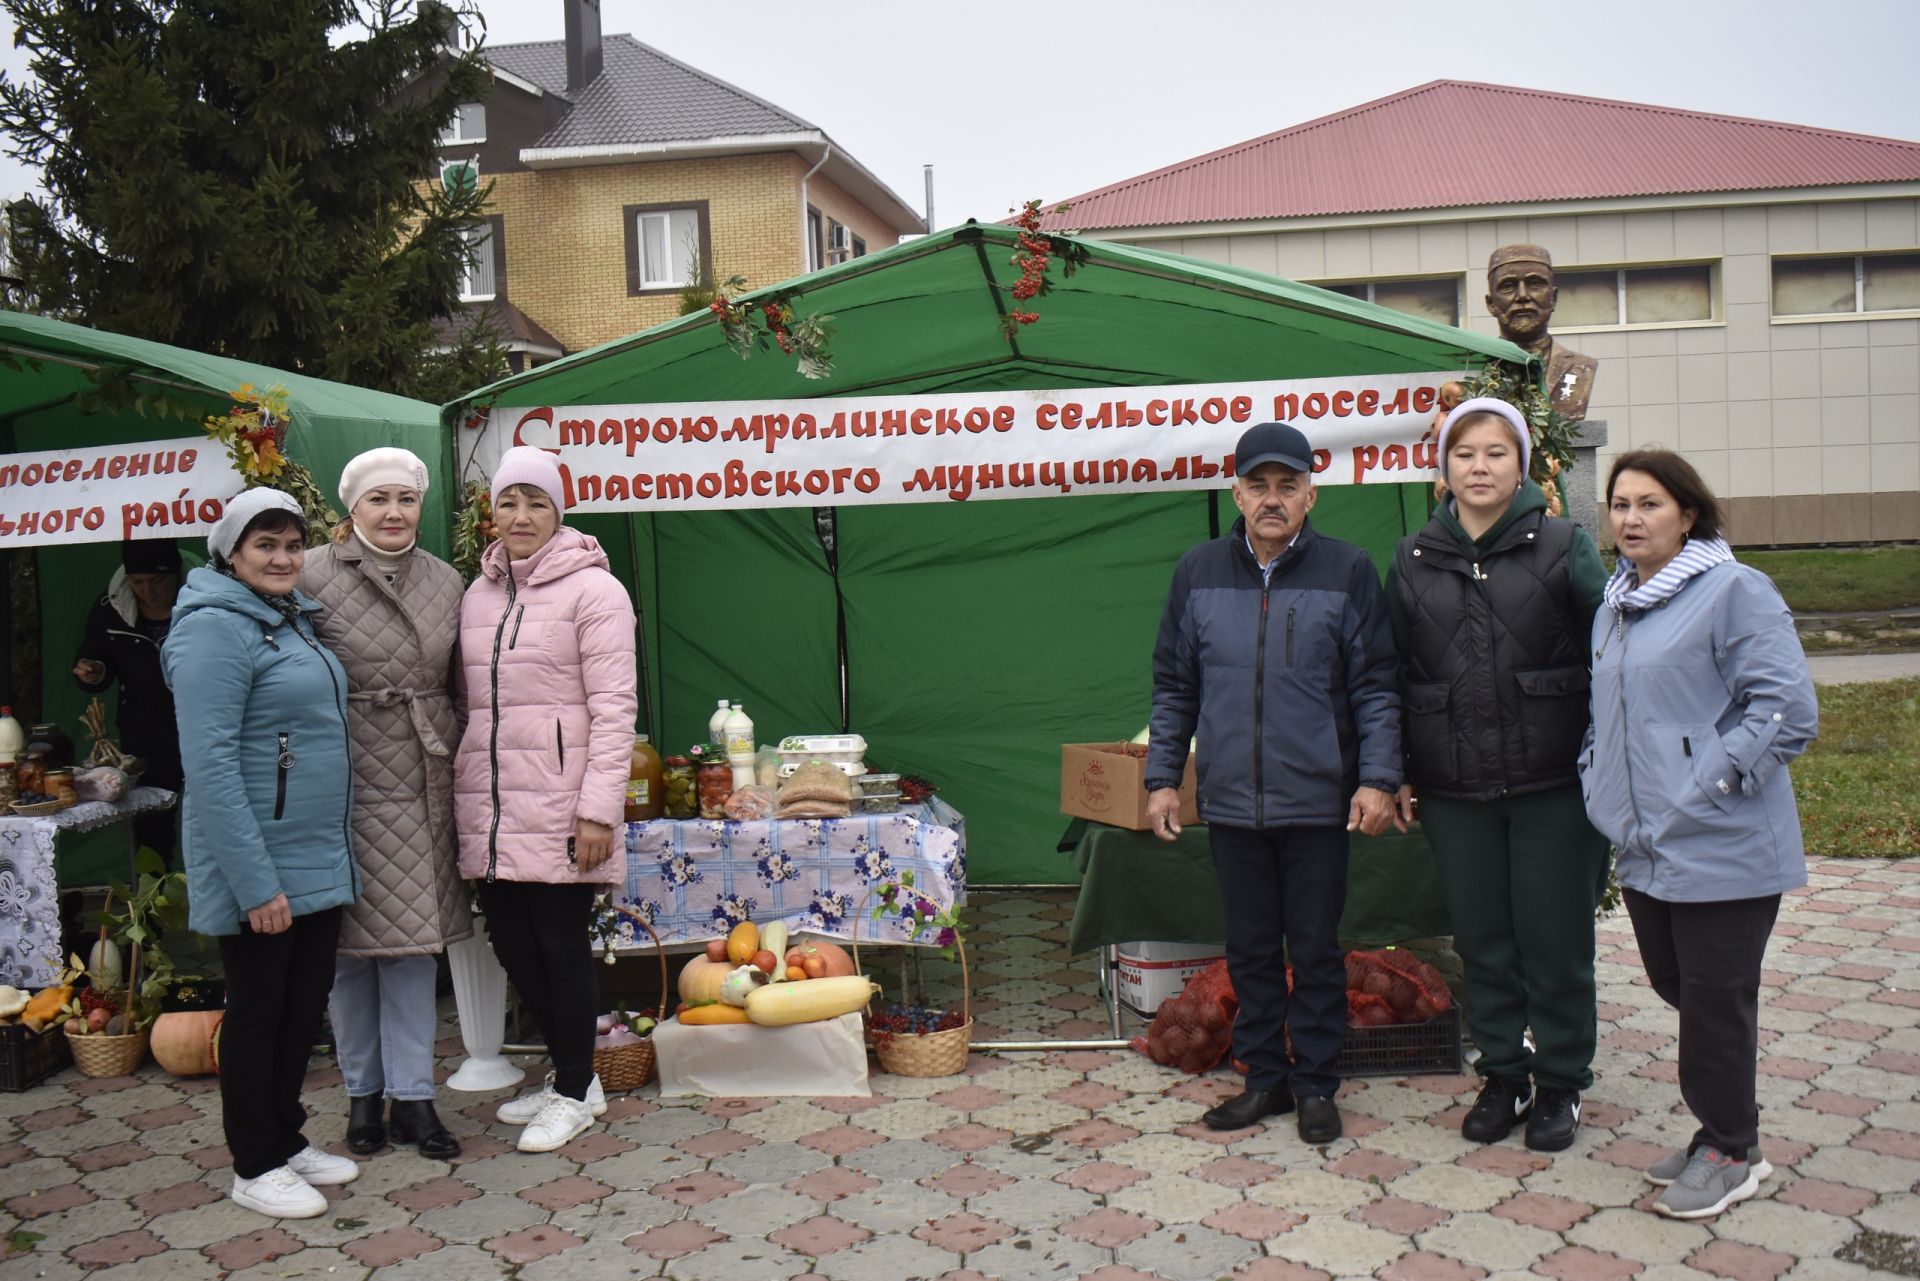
{"left": 516, "top": 1095, "right": 596, "bottom": 1153}
{"left": 231, "top": 1166, "right": 327, "bottom": 1219}
{"left": 286, "top": 1145, "right": 360, "bottom": 1186}
{"left": 497, "top": 1072, "right": 607, "bottom": 1124}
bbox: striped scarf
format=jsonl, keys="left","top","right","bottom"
{"left": 1603, "top": 536, "right": 1735, "bottom": 613}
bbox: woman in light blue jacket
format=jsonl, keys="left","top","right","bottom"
{"left": 1579, "top": 450, "right": 1816, "bottom": 1224}
{"left": 165, "top": 489, "right": 361, "bottom": 1222}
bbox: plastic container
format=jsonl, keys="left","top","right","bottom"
{"left": 723, "top": 703, "right": 755, "bottom": 762}
{"left": 707, "top": 699, "right": 732, "bottom": 745}
{"left": 776, "top": 734, "right": 869, "bottom": 769}
{"left": 662, "top": 757, "right": 697, "bottom": 819}
{"left": 856, "top": 773, "right": 902, "bottom": 813}
{"left": 625, "top": 734, "right": 663, "bottom": 822}
{"left": 0, "top": 707, "right": 24, "bottom": 765}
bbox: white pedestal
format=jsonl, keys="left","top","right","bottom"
{"left": 445, "top": 931, "right": 524, "bottom": 1092}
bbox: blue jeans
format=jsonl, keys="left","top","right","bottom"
{"left": 330, "top": 953, "right": 440, "bottom": 1101}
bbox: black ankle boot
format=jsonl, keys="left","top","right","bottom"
{"left": 1203, "top": 1087, "right": 1295, "bottom": 1131}
{"left": 347, "top": 1094, "right": 386, "bottom": 1155}
{"left": 389, "top": 1099, "right": 461, "bottom": 1159}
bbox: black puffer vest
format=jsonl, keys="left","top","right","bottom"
{"left": 1390, "top": 505, "right": 1588, "bottom": 801}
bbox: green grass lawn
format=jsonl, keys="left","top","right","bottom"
{"left": 1797, "top": 679, "right": 1920, "bottom": 857}
{"left": 1738, "top": 546, "right": 1920, "bottom": 614}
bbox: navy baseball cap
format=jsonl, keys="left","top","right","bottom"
{"left": 1233, "top": 422, "right": 1314, "bottom": 476}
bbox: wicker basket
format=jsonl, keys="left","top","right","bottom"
{"left": 853, "top": 891, "right": 972, "bottom": 1077}
{"left": 592, "top": 911, "right": 667, "bottom": 1092}
{"left": 64, "top": 1022, "right": 150, "bottom": 1078}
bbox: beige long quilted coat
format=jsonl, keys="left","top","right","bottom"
{"left": 303, "top": 540, "right": 472, "bottom": 956}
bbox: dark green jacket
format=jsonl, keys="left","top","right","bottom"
{"left": 1386, "top": 482, "right": 1606, "bottom": 801}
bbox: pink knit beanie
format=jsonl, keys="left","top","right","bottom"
{"left": 490, "top": 446, "right": 567, "bottom": 515}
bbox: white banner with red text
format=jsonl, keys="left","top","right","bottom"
{"left": 0, "top": 438, "right": 245, "bottom": 548}
{"left": 463, "top": 372, "right": 1459, "bottom": 512}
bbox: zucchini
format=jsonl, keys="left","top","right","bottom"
{"left": 744, "top": 975, "right": 880, "bottom": 1026}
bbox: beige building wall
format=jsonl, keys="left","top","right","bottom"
{"left": 1111, "top": 194, "right": 1920, "bottom": 545}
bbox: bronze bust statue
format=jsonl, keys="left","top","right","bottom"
{"left": 1486, "top": 244, "right": 1598, "bottom": 421}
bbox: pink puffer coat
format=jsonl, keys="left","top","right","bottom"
{"left": 454, "top": 527, "right": 637, "bottom": 884}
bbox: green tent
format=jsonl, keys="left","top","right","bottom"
{"left": 0, "top": 309, "right": 444, "bottom": 878}
{"left": 448, "top": 225, "right": 1528, "bottom": 885}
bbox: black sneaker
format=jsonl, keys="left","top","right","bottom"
{"left": 1461, "top": 1076, "right": 1532, "bottom": 1143}
{"left": 1525, "top": 1086, "right": 1581, "bottom": 1152}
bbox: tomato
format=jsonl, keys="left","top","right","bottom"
{"left": 705, "top": 938, "right": 729, "bottom": 963}
{"left": 751, "top": 950, "right": 778, "bottom": 974}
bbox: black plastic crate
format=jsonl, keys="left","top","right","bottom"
{"left": 0, "top": 1022, "right": 74, "bottom": 1092}
{"left": 1337, "top": 1007, "right": 1461, "bottom": 1078}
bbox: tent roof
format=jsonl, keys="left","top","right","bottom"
{"left": 0, "top": 308, "right": 440, "bottom": 433}
{"left": 451, "top": 224, "right": 1531, "bottom": 413}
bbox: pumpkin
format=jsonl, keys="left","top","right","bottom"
{"left": 150, "top": 1010, "right": 224, "bottom": 1076}
{"left": 677, "top": 955, "right": 733, "bottom": 1005}
{"left": 784, "top": 937, "right": 855, "bottom": 978}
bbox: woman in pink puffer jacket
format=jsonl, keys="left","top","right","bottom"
{"left": 454, "top": 446, "right": 636, "bottom": 1154}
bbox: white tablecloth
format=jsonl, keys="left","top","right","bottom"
{"left": 0, "top": 787, "right": 176, "bottom": 988}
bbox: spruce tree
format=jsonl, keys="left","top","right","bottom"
{"left": 0, "top": 0, "right": 498, "bottom": 397}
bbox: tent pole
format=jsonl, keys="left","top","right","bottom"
{"left": 624, "top": 513, "right": 654, "bottom": 737}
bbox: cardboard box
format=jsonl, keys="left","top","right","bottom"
{"left": 1060, "top": 742, "right": 1199, "bottom": 832}
{"left": 1116, "top": 941, "right": 1225, "bottom": 1017}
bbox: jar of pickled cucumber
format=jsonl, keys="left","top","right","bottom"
{"left": 663, "top": 756, "right": 697, "bottom": 819}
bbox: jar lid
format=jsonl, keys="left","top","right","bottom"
{"left": 664, "top": 755, "right": 689, "bottom": 765}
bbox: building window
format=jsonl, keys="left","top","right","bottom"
{"left": 440, "top": 101, "right": 486, "bottom": 146}
{"left": 1772, "top": 253, "right": 1920, "bottom": 317}
{"left": 624, "top": 201, "right": 710, "bottom": 296}
{"left": 459, "top": 223, "right": 495, "bottom": 300}
{"left": 1320, "top": 277, "right": 1459, "bottom": 327}
{"left": 1553, "top": 263, "right": 1715, "bottom": 328}
{"left": 806, "top": 208, "right": 824, "bottom": 272}
{"left": 851, "top": 235, "right": 867, "bottom": 259}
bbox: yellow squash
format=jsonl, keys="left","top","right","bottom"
{"left": 678, "top": 1003, "right": 752, "bottom": 1025}
{"left": 744, "top": 975, "right": 880, "bottom": 1026}
{"left": 725, "top": 921, "right": 760, "bottom": 965}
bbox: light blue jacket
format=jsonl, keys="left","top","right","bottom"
{"left": 1578, "top": 561, "right": 1817, "bottom": 902}
{"left": 163, "top": 567, "right": 358, "bottom": 935}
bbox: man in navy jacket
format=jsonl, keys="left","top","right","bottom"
{"left": 1146, "top": 422, "right": 1402, "bottom": 1143}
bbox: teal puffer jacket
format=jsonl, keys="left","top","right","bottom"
{"left": 163, "top": 567, "right": 358, "bottom": 935}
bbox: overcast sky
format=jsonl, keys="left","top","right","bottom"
{"left": 2, "top": 0, "right": 1918, "bottom": 231}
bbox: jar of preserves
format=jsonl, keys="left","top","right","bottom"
{"left": 26, "top": 724, "right": 74, "bottom": 769}
{"left": 44, "top": 768, "right": 77, "bottom": 807}
{"left": 625, "top": 734, "right": 663, "bottom": 822}
{"left": 696, "top": 758, "right": 733, "bottom": 819}
{"left": 14, "top": 750, "right": 47, "bottom": 799}
{"left": 662, "top": 757, "right": 697, "bottom": 819}
{"left": 0, "top": 763, "right": 17, "bottom": 806}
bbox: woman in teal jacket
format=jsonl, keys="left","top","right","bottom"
{"left": 164, "top": 488, "right": 361, "bottom": 1222}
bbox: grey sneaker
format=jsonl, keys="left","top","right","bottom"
{"left": 1647, "top": 1143, "right": 1772, "bottom": 1186}
{"left": 1653, "top": 1146, "right": 1760, "bottom": 1219}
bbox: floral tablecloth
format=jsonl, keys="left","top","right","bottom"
{"left": 0, "top": 787, "right": 177, "bottom": 988}
{"left": 610, "top": 797, "right": 966, "bottom": 949}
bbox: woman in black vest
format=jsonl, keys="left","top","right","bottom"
{"left": 1386, "top": 398, "right": 1609, "bottom": 1152}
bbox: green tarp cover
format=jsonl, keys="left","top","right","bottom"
{"left": 450, "top": 226, "right": 1531, "bottom": 886}
{"left": 0, "top": 309, "right": 445, "bottom": 881}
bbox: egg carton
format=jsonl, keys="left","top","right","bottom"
{"left": 775, "top": 734, "right": 868, "bottom": 767}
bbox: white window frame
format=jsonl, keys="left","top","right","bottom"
{"left": 458, "top": 223, "right": 495, "bottom": 301}
{"left": 440, "top": 101, "right": 487, "bottom": 146}
{"left": 635, "top": 208, "right": 699, "bottom": 289}
{"left": 1770, "top": 252, "right": 1920, "bottom": 323}
{"left": 1549, "top": 261, "right": 1720, "bottom": 333}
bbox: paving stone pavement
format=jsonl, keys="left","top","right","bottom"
{"left": 2, "top": 859, "right": 1916, "bottom": 1279}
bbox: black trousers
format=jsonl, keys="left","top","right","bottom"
{"left": 218, "top": 906, "right": 343, "bottom": 1179}
{"left": 1623, "top": 887, "right": 1780, "bottom": 1161}
{"left": 1207, "top": 823, "right": 1348, "bottom": 1096}
{"left": 478, "top": 880, "right": 598, "bottom": 1101}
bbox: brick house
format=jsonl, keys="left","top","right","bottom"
{"left": 1041, "top": 82, "right": 1920, "bottom": 545}
{"left": 433, "top": 0, "right": 924, "bottom": 372}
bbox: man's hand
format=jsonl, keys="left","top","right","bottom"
{"left": 247, "top": 892, "right": 292, "bottom": 935}
{"left": 1346, "top": 786, "right": 1395, "bottom": 837}
{"left": 575, "top": 818, "right": 615, "bottom": 872}
{"left": 72, "top": 658, "right": 106, "bottom": 685}
{"left": 1392, "top": 783, "right": 1417, "bottom": 834}
{"left": 1146, "top": 788, "right": 1183, "bottom": 843}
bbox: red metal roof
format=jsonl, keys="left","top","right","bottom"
{"left": 1040, "top": 81, "right": 1920, "bottom": 231}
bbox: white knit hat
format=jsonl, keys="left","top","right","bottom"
{"left": 337, "top": 447, "right": 430, "bottom": 513}
{"left": 208, "top": 488, "right": 305, "bottom": 562}
{"left": 1436, "top": 397, "right": 1532, "bottom": 480}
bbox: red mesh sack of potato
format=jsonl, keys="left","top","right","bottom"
{"left": 1346, "top": 991, "right": 1396, "bottom": 1028}
{"left": 1131, "top": 959, "right": 1239, "bottom": 1075}
{"left": 1343, "top": 949, "right": 1453, "bottom": 1022}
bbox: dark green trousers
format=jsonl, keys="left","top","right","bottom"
{"left": 1419, "top": 785, "right": 1610, "bottom": 1091}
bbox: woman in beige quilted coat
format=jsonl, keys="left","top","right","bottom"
{"left": 302, "top": 448, "right": 470, "bottom": 1161}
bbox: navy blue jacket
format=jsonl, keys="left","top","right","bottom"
{"left": 1148, "top": 518, "right": 1401, "bottom": 828}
